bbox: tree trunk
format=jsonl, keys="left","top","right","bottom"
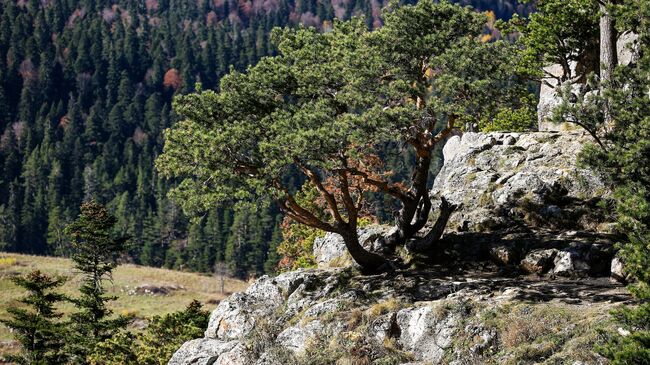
{"left": 405, "top": 197, "right": 457, "bottom": 254}
{"left": 386, "top": 153, "right": 433, "bottom": 249}
{"left": 340, "top": 228, "right": 390, "bottom": 273}
{"left": 600, "top": 1, "right": 617, "bottom": 126}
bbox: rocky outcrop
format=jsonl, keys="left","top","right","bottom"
{"left": 432, "top": 132, "right": 611, "bottom": 234}
{"left": 169, "top": 268, "right": 629, "bottom": 365}
{"left": 169, "top": 129, "right": 628, "bottom": 364}
{"left": 429, "top": 131, "right": 621, "bottom": 279}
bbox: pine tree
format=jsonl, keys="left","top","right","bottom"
{"left": 0, "top": 0, "right": 529, "bottom": 276}
{"left": 264, "top": 217, "right": 283, "bottom": 274}
{"left": 225, "top": 208, "right": 250, "bottom": 279}
{"left": 0, "top": 270, "right": 67, "bottom": 365}
{"left": 86, "top": 300, "right": 209, "bottom": 365}
{"left": 64, "top": 200, "right": 131, "bottom": 363}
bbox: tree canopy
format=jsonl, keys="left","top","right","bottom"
{"left": 157, "top": 0, "right": 531, "bottom": 272}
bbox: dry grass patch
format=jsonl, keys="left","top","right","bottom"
{"left": 0, "top": 253, "right": 248, "bottom": 356}
{"left": 367, "top": 298, "right": 403, "bottom": 318}
{"left": 486, "top": 302, "right": 616, "bottom": 365}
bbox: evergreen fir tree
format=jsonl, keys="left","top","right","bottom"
{"left": 63, "top": 200, "right": 131, "bottom": 363}
{"left": 0, "top": 270, "right": 67, "bottom": 365}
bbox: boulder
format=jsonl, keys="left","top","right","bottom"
{"left": 313, "top": 224, "right": 393, "bottom": 268}
{"left": 168, "top": 339, "right": 239, "bottom": 365}
{"left": 431, "top": 132, "right": 610, "bottom": 233}
{"left": 520, "top": 249, "right": 558, "bottom": 275}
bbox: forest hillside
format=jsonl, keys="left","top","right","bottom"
{"left": 0, "top": 0, "right": 530, "bottom": 278}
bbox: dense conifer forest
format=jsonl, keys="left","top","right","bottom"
{"left": 0, "top": 0, "right": 530, "bottom": 278}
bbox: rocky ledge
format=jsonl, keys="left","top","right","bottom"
{"left": 169, "top": 268, "right": 629, "bottom": 365}
{"left": 169, "top": 131, "right": 630, "bottom": 364}
{"left": 433, "top": 131, "right": 611, "bottom": 233}
{"left": 314, "top": 131, "right": 625, "bottom": 280}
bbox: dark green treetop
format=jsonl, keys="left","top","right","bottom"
{"left": 63, "top": 200, "right": 131, "bottom": 363}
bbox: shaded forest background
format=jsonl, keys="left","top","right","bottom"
{"left": 0, "top": 0, "right": 531, "bottom": 278}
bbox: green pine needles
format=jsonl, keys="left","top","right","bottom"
{"left": 0, "top": 271, "right": 67, "bottom": 365}
{"left": 63, "top": 200, "right": 131, "bottom": 363}
{"left": 3, "top": 201, "right": 214, "bottom": 364}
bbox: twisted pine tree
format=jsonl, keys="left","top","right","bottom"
{"left": 1, "top": 270, "right": 67, "bottom": 365}
{"left": 157, "top": 0, "right": 530, "bottom": 273}
{"left": 63, "top": 200, "right": 131, "bottom": 363}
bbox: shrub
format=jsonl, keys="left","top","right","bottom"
{"left": 88, "top": 300, "right": 210, "bottom": 365}
{"left": 481, "top": 105, "right": 536, "bottom": 132}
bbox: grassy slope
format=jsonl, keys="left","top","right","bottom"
{"left": 0, "top": 253, "right": 249, "bottom": 357}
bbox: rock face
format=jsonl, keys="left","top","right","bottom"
{"left": 431, "top": 132, "right": 619, "bottom": 278}
{"left": 432, "top": 132, "right": 610, "bottom": 234}
{"left": 169, "top": 268, "right": 629, "bottom": 365}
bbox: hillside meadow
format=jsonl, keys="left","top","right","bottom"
{"left": 0, "top": 253, "right": 249, "bottom": 358}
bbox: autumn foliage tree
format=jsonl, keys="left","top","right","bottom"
{"left": 163, "top": 68, "right": 182, "bottom": 90}
{"left": 157, "top": 0, "right": 530, "bottom": 272}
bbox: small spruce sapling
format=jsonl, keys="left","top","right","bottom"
{"left": 1, "top": 270, "right": 67, "bottom": 365}
{"left": 63, "top": 200, "right": 131, "bottom": 363}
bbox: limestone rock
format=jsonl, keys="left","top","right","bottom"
{"left": 431, "top": 132, "right": 610, "bottom": 234}
{"left": 396, "top": 305, "right": 458, "bottom": 363}
{"left": 369, "top": 312, "right": 398, "bottom": 343}
{"left": 275, "top": 320, "right": 326, "bottom": 353}
{"left": 254, "top": 351, "right": 292, "bottom": 365}
{"left": 212, "top": 342, "right": 252, "bottom": 365}
{"left": 520, "top": 249, "right": 558, "bottom": 275}
{"left": 168, "top": 339, "right": 239, "bottom": 365}
{"left": 169, "top": 267, "right": 629, "bottom": 365}
{"left": 205, "top": 275, "right": 285, "bottom": 340}
{"left": 537, "top": 63, "right": 582, "bottom": 132}
{"left": 610, "top": 256, "right": 629, "bottom": 283}
{"left": 552, "top": 250, "right": 591, "bottom": 277}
